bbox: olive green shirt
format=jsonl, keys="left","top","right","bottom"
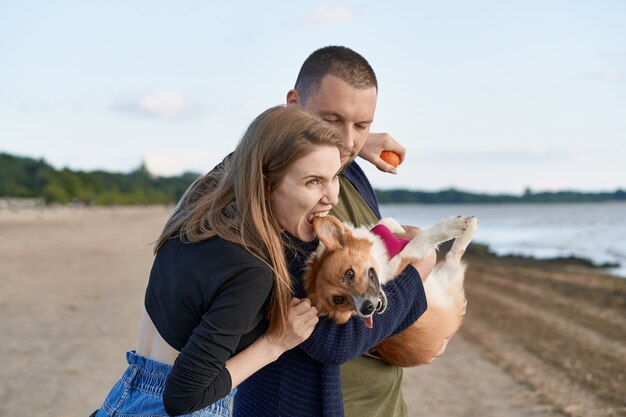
{"left": 331, "top": 175, "right": 379, "bottom": 227}
{"left": 331, "top": 174, "right": 408, "bottom": 417}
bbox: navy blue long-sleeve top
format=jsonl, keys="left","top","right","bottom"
{"left": 233, "top": 161, "right": 428, "bottom": 417}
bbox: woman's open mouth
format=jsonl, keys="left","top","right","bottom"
{"left": 306, "top": 211, "right": 330, "bottom": 226}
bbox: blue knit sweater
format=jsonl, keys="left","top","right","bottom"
{"left": 233, "top": 162, "right": 428, "bottom": 417}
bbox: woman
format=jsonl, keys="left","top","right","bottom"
{"left": 93, "top": 106, "right": 346, "bottom": 417}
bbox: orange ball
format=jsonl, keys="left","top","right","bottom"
{"left": 380, "top": 150, "right": 401, "bottom": 168}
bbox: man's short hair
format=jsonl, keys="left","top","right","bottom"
{"left": 294, "top": 46, "right": 378, "bottom": 104}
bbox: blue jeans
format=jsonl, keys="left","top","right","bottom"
{"left": 95, "top": 351, "right": 236, "bottom": 417}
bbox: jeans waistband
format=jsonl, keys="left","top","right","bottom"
{"left": 121, "top": 350, "right": 172, "bottom": 396}
{"left": 120, "top": 350, "right": 237, "bottom": 415}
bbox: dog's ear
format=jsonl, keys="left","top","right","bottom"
{"left": 313, "top": 215, "right": 347, "bottom": 250}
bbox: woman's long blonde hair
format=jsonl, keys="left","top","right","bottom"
{"left": 155, "top": 105, "right": 345, "bottom": 335}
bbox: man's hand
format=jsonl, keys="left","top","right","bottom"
{"left": 358, "top": 133, "right": 406, "bottom": 174}
{"left": 394, "top": 225, "right": 436, "bottom": 282}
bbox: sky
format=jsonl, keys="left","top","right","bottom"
{"left": 1, "top": 1, "right": 625, "bottom": 194}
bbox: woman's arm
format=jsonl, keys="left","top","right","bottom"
{"left": 297, "top": 265, "right": 427, "bottom": 365}
{"left": 162, "top": 267, "right": 273, "bottom": 416}
{"left": 225, "top": 298, "right": 318, "bottom": 387}
{"left": 163, "top": 278, "right": 317, "bottom": 416}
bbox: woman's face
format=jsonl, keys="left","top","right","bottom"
{"left": 271, "top": 145, "right": 342, "bottom": 242}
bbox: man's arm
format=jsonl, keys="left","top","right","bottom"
{"left": 296, "top": 265, "right": 427, "bottom": 365}
{"left": 358, "top": 132, "right": 406, "bottom": 174}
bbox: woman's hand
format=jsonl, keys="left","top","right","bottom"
{"left": 265, "top": 297, "right": 319, "bottom": 353}
{"left": 225, "top": 298, "right": 318, "bottom": 388}
{"left": 358, "top": 133, "right": 406, "bottom": 174}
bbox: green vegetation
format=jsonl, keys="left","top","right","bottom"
{"left": 375, "top": 187, "right": 626, "bottom": 204}
{"left": 0, "top": 153, "right": 199, "bottom": 205}
{"left": 1, "top": 152, "right": 624, "bottom": 205}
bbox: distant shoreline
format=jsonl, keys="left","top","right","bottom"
{"left": 374, "top": 188, "right": 626, "bottom": 205}
{"left": 3, "top": 203, "right": 622, "bottom": 279}
{"left": 2, "top": 152, "right": 625, "bottom": 205}
{"left": 468, "top": 242, "right": 622, "bottom": 275}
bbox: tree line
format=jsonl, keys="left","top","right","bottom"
{"left": 0, "top": 153, "right": 198, "bottom": 205}
{"left": 1, "top": 152, "right": 624, "bottom": 205}
{"left": 375, "top": 187, "right": 626, "bottom": 204}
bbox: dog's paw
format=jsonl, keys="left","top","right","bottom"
{"left": 431, "top": 215, "right": 473, "bottom": 241}
{"left": 447, "top": 216, "right": 478, "bottom": 261}
{"left": 455, "top": 216, "right": 478, "bottom": 240}
{"left": 465, "top": 216, "right": 479, "bottom": 236}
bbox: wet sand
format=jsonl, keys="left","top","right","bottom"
{"left": 0, "top": 206, "right": 624, "bottom": 417}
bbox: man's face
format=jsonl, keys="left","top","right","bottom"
{"left": 291, "top": 75, "right": 377, "bottom": 164}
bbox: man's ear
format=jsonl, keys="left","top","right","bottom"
{"left": 313, "top": 215, "right": 347, "bottom": 250}
{"left": 286, "top": 89, "right": 301, "bottom": 106}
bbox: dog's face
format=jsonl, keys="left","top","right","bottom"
{"left": 304, "top": 215, "right": 386, "bottom": 328}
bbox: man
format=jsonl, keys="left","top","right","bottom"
{"left": 232, "top": 47, "right": 436, "bottom": 417}
{"left": 287, "top": 46, "right": 435, "bottom": 417}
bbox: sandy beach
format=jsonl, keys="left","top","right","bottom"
{"left": 0, "top": 206, "right": 624, "bottom": 417}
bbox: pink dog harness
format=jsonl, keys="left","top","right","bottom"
{"left": 370, "top": 224, "right": 410, "bottom": 260}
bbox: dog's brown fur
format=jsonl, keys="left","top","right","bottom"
{"left": 304, "top": 233, "right": 377, "bottom": 324}
{"left": 304, "top": 214, "right": 477, "bottom": 367}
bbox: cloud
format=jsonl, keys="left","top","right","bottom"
{"left": 144, "top": 150, "right": 218, "bottom": 176}
{"left": 114, "top": 91, "right": 195, "bottom": 119}
{"left": 587, "top": 68, "right": 623, "bottom": 82}
{"left": 602, "top": 68, "right": 623, "bottom": 81}
{"left": 310, "top": 5, "right": 360, "bottom": 23}
{"left": 138, "top": 91, "right": 187, "bottom": 117}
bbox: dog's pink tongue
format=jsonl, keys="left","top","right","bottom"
{"left": 363, "top": 316, "right": 373, "bottom": 329}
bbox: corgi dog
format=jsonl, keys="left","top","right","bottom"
{"left": 303, "top": 214, "right": 478, "bottom": 367}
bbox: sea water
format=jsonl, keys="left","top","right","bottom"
{"left": 379, "top": 202, "right": 626, "bottom": 278}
